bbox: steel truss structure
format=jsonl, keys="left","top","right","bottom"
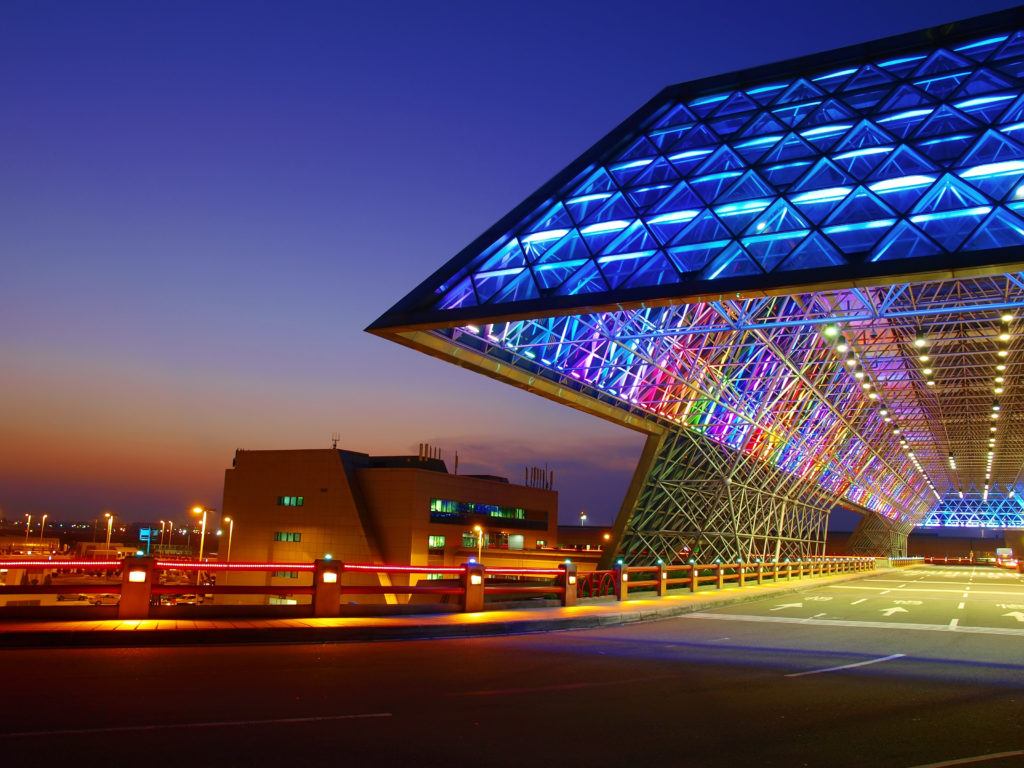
{"left": 922, "top": 488, "right": 1024, "bottom": 526}
{"left": 371, "top": 10, "right": 1024, "bottom": 563}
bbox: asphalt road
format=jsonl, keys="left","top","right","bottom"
{"left": 2, "top": 565, "right": 1022, "bottom": 768}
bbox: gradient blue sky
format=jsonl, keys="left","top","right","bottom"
{"left": 1, "top": 0, "right": 1015, "bottom": 526}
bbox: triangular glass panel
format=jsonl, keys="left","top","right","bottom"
{"left": 670, "top": 123, "right": 720, "bottom": 153}
{"left": 763, "top": 159, "right": 814, "bottom": 189}
{"left": 478, "top": 239, "right": 527, "bottom": 273}
{"left": 579, "top": 218, "right": 635, "bottom": 253}
{"left": 626, "top": 183, "right": 674, "bottom": 213}
{"left": 997, "top": 94, "right": 1024, "bottom": 127}
{"left": 800, "top": 98, "right": 856, "bottom": 128}
{"left": 833, "top": 145, "right": 893, "bottom": 180}
{"left": 952, "top": 67, "right": 1014, "bottom": 100}
{"left": 615, "top": 136, "right": 660, "bottom": 163}
{"left": 702, "top": 242, "right": 762, "bottom": 280}
{"left": 841, "top": 64, "right": 894, "bottom": 92}
{"left": 650, "top": 180, "right": 704, "bottom": 215}
{"left": 762, "top": 132, "right": 818, "bottom": 164}
{"left": 952, "top": 33, "right": 1009, "bottom": 62}
{"left": 437, "top": 276, "right": 478, "bottom": 310}
{"left": 878, "top": 52, "right": 928, "bottom": 77}
{"left": 911, "top": 173, "right": 991, "bottom": 215}
{"left": 822, "top": 218, "right": 895, "bottom": 254}
{"left": 774, "top": 78, "right": 825, "bottom": 105}
{"left": 600, "top": 220, "right": 658, "bottom": 257}
{"left": 565, "top": 191, "right": 615, "bottom": 226}
{"left": 842, "top": 85, "right": 893, "bottom": 112}
{"left": 732, "top": 133, "right": 783, "bottom": 163}
{"left": 744, "top": 198, "right": 809, "bottom": 236}
{"left": 740, "top": 110, "right": 788, "bottom": 137}
{"left": 667, "top": 240, "right": 729, "bottom": 272}
{"left": 789, "top": 185, "right": 852, "bottom": 225}
{"left": 992, "top": 31, "right": 1024, "bottom": 62}
{"left": 531, "top": 229, "right": 591, "bottom": 266}
{"left": 525, "top": 202, "right": 573, "bottom": 234}
{"left": 554, "top": 260, "right": 608, "bottom": 297}
{"left": 650, "top": 102, "right": 697, "bottom": 130}
{"left": 673, "top": 209, "right": 732, "bottom": 246}
{"left": 914, "top": 68, "right": 972, "bottom": 99}
{"left": 689, "top": 170, "right": 745, "bottom": 204}
{"left": 743, "top": 231, "right": 808, "bottom": 272}
{"left": 993, "top": 56, "right": 1024, "bottom": 81}
{"left": 834, "top": 119, "right": 895, "bottom": 152}
{"left": 580, "top": 192, "right": 636, "bottom": 226}
{"left": 474, "top": 265, "right": 528, "bottom": 302}
{"left": 811, "top": 65, "right": 857, "bottom": 92}
{"left": 627, "top": 156, "right": 681, "bottom": 189}
{"left": 568, "top": 168, "right": 617, "bottom": 199}
{"left": 792, "top": 158, "right": 854, "bottom": 192}
{"left": 714, "top": 90, "right": 759, "bottom": 117}
{"left": 648, "top": 123, "right": 693, "bottom": 152}
{"left": 665, "top": 146, "right": 715, "bottom": 176}
{"left": 623, "top": 252, "right": 682, "bottom": 289}
{"left": 646, "top": 207, "right": 702, "bottom": 246}
{"left": 913, "top": 48, "right": 972, "bottom": 78}
{"left": 953, "top": 91, "right": 1016, "bottom": 122}
{"left": 533, "top": 259, "right": 590, "bottom": 290}
{"left": 870, "top": 143, "right": 940, "bottom": 181}
{"left": 709, "top": 112, "right": 752, "bottom": 138}
{"left": 745, "top": 82, "right": 787, "bottom": 105}
{"left": 716, "top": 170, "right": 774, "bottom": 203}
{"left": 876, "top": 83, "right": 936, "bottom": 113}
{"left": 773, "top": 100, "right": 823, "bottom": 128}
{"left": 694, "top": 145, "right": 747, "bottom": 177}
{"left": 914, "top": 132, "right": 979, "bottom": 165}
{"left": 909, "top": 205, "right": 991, "bottom": 252}
{"left": 597, "top": 250, "right": 658, "bottom": 288}
{"left": 913, "top": 104, "right": 978, "bottom": 139}
{"left": 960, "top": 128, "right": 1024, "bottom": 166}
{"left": 870, "top": 220, "right": 943, "bottom": 262}
{"left": 876, "top": 106, "right": 935, "bottom": 139}
{"left": 962, "top": 207, "right": 1024, "bottom": 251}
{"left": 824, "top": 186, "right": 897, "bottom": 227}
{"left": 490, "top": 268, "right": 539, "bottom": 304}
{"left": 867, "top": 172, "right": 935, "bottom": 214}
{"left": 778, "top": 232, "right": 845, "bottom": 271}
{"left": 688, "top": 91, "right": 731, "bottom": 118}
{"left": 609, "top": 156, "right": 657, "bottom": 186}
{"left": 957, "top": 157, "right": 1024, "bottom": 201}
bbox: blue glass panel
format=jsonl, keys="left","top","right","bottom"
{"left": 673, "top": 209, "right": 731, "bottom": 246}
{"left": 533, "top": 259, "right": 588, "bottom": 290}
{"left": 740, "top": 111, "right": 788, "bottom": 137}
{"left": 478, "top": 239, "right": 527, "bottom": 272}
{"left": 792, "top": 158, "right": 854, "bottom": 191}
{"left": 745, "top": 198, "right": 809, "bottom": 236}
{"left": 437, "top": 276, "right": 477, "bottom": 309}
{"left": 623, "top": 252, "right": 681, "bottom": 289}
{"left": 554, "top": 261, "right": 607, "bottom": 296}
{"left": 911, "top": 173, "right": 991, "bottom": 214}
{"left": 992, "top": 31, "right": 1024, "bottom": 61}
{"left": 532, "top": 229, "right": 590, "bottom": 266}
{"left": 743, "top": 231, "right": 809, "bottom": 272}
{"left": 490, "top": 269, "right": 539, "bottom": 303}
{"left": 667, "top": 241, "right": 729, "bottom": 273}
{"left": 953, "top": 34, "right": 1008, "bottom": 61}
{"left": 877, "top": 84, "right": 936, "bottom": 113}
{"left": 913, "top": 49, "right": 972, "bottom": 78}
{"left": 914, "top": 104, "right": 979, "bottom": 139}
{"left": 824, "top": 186, "right": 896, "bottom": 226}
{"left": 909, "top": 206, "right": 990, "bottom": 250}
{"left": 778, "top": 232, "right": 845, "bottom": 271}
{"left": 627, "top": 157, "right": 681, "bottom": 189}
{"left": 597, "top": 250, "right": 658, "bottom": 288}
{"left": 702, "top": 243, "right": 762, "bottom": 279}
{"left": 474, "top": 266, "right": 527, "bottom": 302}
{"left": 761, "top": 132, "right": 818, "bottom": 164}
{"left": 600, "top": 220, "right": 658, "bottom": 257}
{"left": 962, "top": 207, "right": 1024, "bottom": 250}
{"left": 953, "top": 67, "right": 1014, "bottom": 99}
{"left": 841, "top": 64, "right": 894, "bottom": 92}
{"left": 870, "top": 220, "right": 943, "bottom": 262}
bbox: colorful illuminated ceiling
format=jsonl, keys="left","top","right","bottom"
{"left": 371, "top": 9, "right": 1024, "bottom": 530}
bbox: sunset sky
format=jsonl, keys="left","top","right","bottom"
{"left": 1, "top": 0, "right": 1012, "bottom": 526}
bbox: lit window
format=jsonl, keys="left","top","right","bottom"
{"left": 273, "top": 531, "right": 302, "bottom": 543}
{"left": 536, "top": 539, "right": 547, "bottom": 549}
{"left": 276, "top": 496, "right": 304, "bottom": 507}
{"left": 272, "top": 571, "right": 299, "bottom": 579}
{"left": 427, "top": 535, "right": 446, "bottom": 554}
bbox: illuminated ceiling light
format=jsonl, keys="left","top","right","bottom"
{"left": 1002, "top": 313, "right": 1015, "bottom": 323}
{"left": 823, "top": 324, "right": 840, "bottom": 338}
{"left": 993, "top": 401, "right": 1001, "bottom": 410}
{"left": 884, "top": 416, "right": 892, "bottom": 423}
{"left": 914, "top": 330, "right": 927, "bottom": 348}
{"left": 879, "top": 408, "right": 889, "bottom": 416}
{"left": 958, "top": 490, "right": 965, "bottom": 499}
{"left": 836, "top": 340, "right": 850, "bottom": 353}
{"left": 1011, "top": 490, "right": 1017, "bottom": 499}
{"left": 861, "top": 381, "right": 872, "bottom": 389}
{"left": 991, "top": 412, "right": 1000, "bottom": 419}
{"left": 893, "top": 428, "right": 901, "bottom": 435}
{"left": 997, "top": 363, "right": 1007, "bottom": 371}
{"left": 922, "top": 367, "right": 933, "bottom": 376}
{"left": 995, "top": 386, "right": 1004, "bottom": 394}
{"left": 868, "top": 391, "right": 878, "bottom": 399}
{"left": 853, "top": 367, "right": 865, "bottom": 380}
{"left": 845, "top": 352, "right": 857, "bottom": 367}
{"left": 926, "top": 380, "right": 936, "bottom": 386}
{"left": 996, "top": 376, "right": 1005, "bottom": 383}
{"left": 998, "top": 349, "right": 1009, "bottom": 357}
{"left": 991, "top": 426, "right": 998, "bottom": 432}
{"left": 999, "top": 331, "right": 1012, "bottom": 342}
{"left": 918, "top": 353, "right": 930, "bottom": 362}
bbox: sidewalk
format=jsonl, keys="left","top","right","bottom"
{"left": 0, "top": 569, "right": 879, "bottom": 648}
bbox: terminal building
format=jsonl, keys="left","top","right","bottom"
{"left": 218, "top": 447, "right": 606, "bottom": 603}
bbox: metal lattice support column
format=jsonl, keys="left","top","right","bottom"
{"left": 616, "top": 427, "right": 838, "bottom": 565}
{"left": 846, "top": 512, "right": 912, "bottom": 557}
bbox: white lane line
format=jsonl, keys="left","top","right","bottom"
{"left": 907, "top": 749, "right": 1024, "bottom": 767}
{"left": 880, "top": 590, "right": 891, "bottom": 595}
{"left": 962, "top": 592, "right": 970, "bottom": 599}
{"left": 958, "top": 602, "right": 965, "bottom": 610}
{"left": 830, "top": 585, "right": 1024, "bottom": 596}
{"left": 785, "top": 653, "right": 905, "bottom": 678}
{"left": 681, "top": 612, "right": 1024, "bottom": 636}
{"left": 949, "top": 618, "right": 959, "bottom": 628}
{"left": 0, "top": 712, "right": 392, "bottom": 739}
{"left": 851, "top": 598, "right": 867, "bottom": 605}
{"left": 898, "top": 583, "right": 907, "bottom": 588}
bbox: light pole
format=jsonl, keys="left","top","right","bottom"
{"left": 473, "top": 524, "right": 484, "bottom": 562}
{"left": 192, "top": 506, "right": 210, "bottom": 561}
{"left": 579, "top": 510, "right": 588, "bottom": 525}
{"left": 223, "top": 516, "right": 234, "bottom": 562}
{"left": 39, "top": 514, "right": 47, "bottom": 540}
{"left": 166, "top": 520, "right": 174, "bottom": 549}
{"left": 24, "top": 514, "right": 31, "bottom": 542}
{"left": 104, "top": 512, "right": 114, "bottom": 549}
{"left": 158, "top": 520, "right": 166, "bottom": 549}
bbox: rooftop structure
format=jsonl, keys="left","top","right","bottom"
{"left": 371, "top": 8, "right": 1024, "bottom": 564}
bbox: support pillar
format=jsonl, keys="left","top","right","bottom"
{"left": 614, "top": 562, "right": 629, "bottom": 601}
{"left": 559, "top": 562, "right": 577, "bottom": 607}
{"left": 462, "top": 562, "right": 485, "bottom": 612}
{"left": 657, "top": 563, "right": 668, "bottom": 596}
{"left": 119, "top": 556, "right": 155, "bottom": 620}
{"left": 313, "top": 559, "right": 342, "bottom": 618}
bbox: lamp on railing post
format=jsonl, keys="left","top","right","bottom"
{"left": 223, "top": 516, "right": 234, "bottom": 562}
{"left": 559, "top": 560, "right": 577, "bottom": 607}
{"left": 657, "top": 559, "right": 668, "bottom": 597}
{"left": 614, "top": 558, "right": 628, "bottom": 601}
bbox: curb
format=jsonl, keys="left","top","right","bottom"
{"left": 0, "top": 570, "right": 882, "bottom": 649}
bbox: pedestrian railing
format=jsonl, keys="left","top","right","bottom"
{"left": 922, "top": 556, "right": 973, "bottom": 565}
{"left": 888, "top": 556, "right": 925, "bottom": 567}
{"left": 0, "top": 554, "right": 874, "bottom": 620}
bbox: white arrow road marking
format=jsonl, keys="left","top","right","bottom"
{"left": 785, "top": 653, "right": 905, "bottom": 678}
{"left": 850, "top": 598, "right": 867, "bottom": 605}
{"left": 880, "top": 607, "right": 909, "bottom": 617}
{"left": 770, "top": 602, "right": 803, "bottom": 611}
{"left": 1004, "top": 611, "right": 1024, "bottom": 622}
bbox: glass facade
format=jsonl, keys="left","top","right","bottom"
{"left": 436, "top": 29, "right": 1024, "bottom": 311}
{"left": 273, "top": 531, "right": 302, "bottom": 543}
{"left": 277, "top": 496, "right": 304, "bottom": 507}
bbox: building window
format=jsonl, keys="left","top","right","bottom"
{"left": 274, "top": 531, "right": 302, "bottom": 543}
{"left": 273, "top": 571, "right": 299, "bottom": 579}
{"left": 508, "top": 534, "right": 524, "bottom": 551}
{"left": 462, "top": 532, "right": 477, "bottom": 548}
{"left": 427, "top": 535, "right": 446, "bottom": 554}
{"left": 269, "top": 596, "right": 298, "bottom": 605}
{"left": 425, "top": 573, "right": 445, "bottom": 581}
{"left": 277, "top": 496, "right": 304, "bottom": 507}
{"left": 536, "top": 540, "right": 547, "bottom": 548}
{"left": 429, "top": 498, "right": 545, "bottom": 529}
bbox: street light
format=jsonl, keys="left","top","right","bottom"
{"left": 473, "top": 524, "right": 484, "bottom": 562}
{"left": 158, "top": 520, "right": 166, "bottom": 548}
{"left": 24, "top": 514, "right": 31, "bottom": 543}
{"left": 222, "top": 516, "right": 235, "bottom": 562}
{"left": 579, "top": 511, "right": 588, "bottom": 525}
{"left": 39, "top": 514, "right": 47, "bottom": 541}
{"left": 191, "top": 506, "right": 210, "bottom": 562}
{"left": 104, "top": 512, "right": 114, "bottom": 549}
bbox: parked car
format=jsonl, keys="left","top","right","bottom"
{"left": 56, "top": 593, "right": 88, "bottom": 602}
{"left": 91, "top": 594, "right": 120, "bottom": 606}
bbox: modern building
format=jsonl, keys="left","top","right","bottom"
{"left": 218, "top": 447, "right": 601, "bottom": 603}
{"left": 370, "top": 8, "right": 1024, "bottom": 564}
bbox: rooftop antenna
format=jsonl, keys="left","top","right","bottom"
{"left": 331, "top": 432, "right": 340, "bottom": 449}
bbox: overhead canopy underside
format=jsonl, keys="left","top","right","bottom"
{"left": 371, "top": 8, "right": 1024, "bottom": 531}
